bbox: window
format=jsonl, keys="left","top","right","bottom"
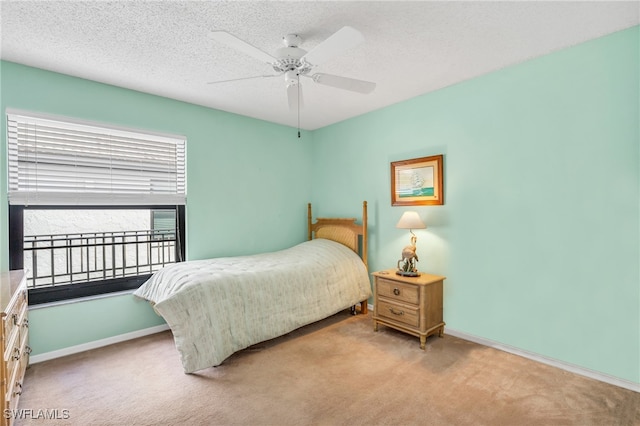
{"left": 151, "top": 209, "right": 177, "bottom": 240}
{"left": 6, "top": 110, "right": 186, "bottom": 304}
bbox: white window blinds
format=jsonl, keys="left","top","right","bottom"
{"left": 7, "top": 110, "right": 186, "bottom": 206}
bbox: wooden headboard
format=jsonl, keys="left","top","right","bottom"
{"left": 307, "top": 201, "right": 368, "bottom": 269}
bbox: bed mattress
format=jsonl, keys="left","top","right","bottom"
{"left": 134, "top": 238, "right": 371, "bottom": 373}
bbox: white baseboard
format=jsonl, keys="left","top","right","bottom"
{"left": 29, "top": 324, "right": 170, "bottom": 364}
{"left": 445, "top": 328, "right": 640, "bottom": 393}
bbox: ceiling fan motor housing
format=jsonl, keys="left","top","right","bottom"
{"left": 274, "top": 45, "right": 313, "bottom": 82}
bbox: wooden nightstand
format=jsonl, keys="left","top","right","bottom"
{"left": 372, "top": 269, "right": 445, "bottom": 349}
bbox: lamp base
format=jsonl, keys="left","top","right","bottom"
{"left": 396, "top": 270, "right": 420, "bottom": 277}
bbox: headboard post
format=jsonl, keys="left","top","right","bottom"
{"left": 362, "top": 200, "right": 368, "bottom": 269}
{"left": 307, "top": 203, "right": 312, "bottom": 241}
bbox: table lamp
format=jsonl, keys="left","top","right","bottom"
{"left": 396, "top": 211, "right": 426, "bottom": 276}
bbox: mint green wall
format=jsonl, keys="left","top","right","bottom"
{"left": 28, "top": 294, "right": 166, "bottom": 352}
{"left": 1, "top": 27, "right": 638, "bottom": 385}
{"left": 0, "top": 61, "right": 313, "bottom": 355}
{"left": 312, "top": 27, "right": 639, "bottom": 384}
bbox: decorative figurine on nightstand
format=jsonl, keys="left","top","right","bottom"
{"left": 395, "top": 211, "right": 426, "bottom": 277}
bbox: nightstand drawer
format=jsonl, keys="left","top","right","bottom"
{"left": 376, "top": 278, "right": 418, "bottom": 305}
{"left": 377, "top": 300, "right": 419, "bottom": 328}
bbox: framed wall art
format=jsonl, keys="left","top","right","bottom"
{"left": 391, "top": 155, "right": 444, "bottom": 206}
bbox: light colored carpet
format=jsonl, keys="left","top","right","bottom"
{"left": 16, "top": 311, "right": 640, "bottom": 425}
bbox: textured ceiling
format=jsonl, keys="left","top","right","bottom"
{"left": 1, "top": 1, "right": 638, "bottom": 130}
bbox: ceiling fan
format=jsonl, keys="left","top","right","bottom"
{"left": 207, "top": 26, "right": 376, "bottom": 112}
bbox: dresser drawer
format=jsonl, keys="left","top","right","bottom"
{"left": 5, "top": 348, "right": 28, "bottom": 416}
{"left": 3, "top": 346, "right": 18, "bottom": 398}
{"left": 3, "top": 305, "right": 26, "bottom": 364}
{"left": 376, "top": 278, "right": 419, "bottom": 305}
{"left": 4, "top": 330, "right": 28, "bottom": 422}
{"left": 377, "top": 300, "right": 419, "bottom": 328}
{"left": 2, "top": 288, "right": 26, "bottom": 346}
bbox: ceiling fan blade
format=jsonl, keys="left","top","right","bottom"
{"left": 207, "top": 74, "right": 280, "bottom": 85}
{"left": 209, "top": 31, "right": 277, "bottom": 64}
{"left": 301, "top": 26, "right": 364, "bottom": 66}
{"left": 287, "top": 84, "right": 304, "bottom": 111}
{"left": 311, "top": 73, "right": 376, "bottom": 94}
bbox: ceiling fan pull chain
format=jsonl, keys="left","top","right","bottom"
{"left": 297, "top": 72, "right": 301, "bottom": 138}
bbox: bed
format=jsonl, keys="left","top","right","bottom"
{"left": 134, "top": 202, "right": 371, "bottom": 373}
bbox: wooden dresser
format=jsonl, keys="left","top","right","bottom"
{"left": 1, "top": 271, "right": 29, "bottom": 426}
{"left": 372, "top": 269, "right": 445, "bottom": 349}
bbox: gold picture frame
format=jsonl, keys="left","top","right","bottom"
{"left": 391, "top": 155, "right": 444, "bottom": 206}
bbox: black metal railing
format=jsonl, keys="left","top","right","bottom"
{"left": 23, "top": 229, "right": 176, "bottom": 289}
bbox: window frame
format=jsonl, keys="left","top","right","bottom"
{"left": 9, "top": 204, "right": 186, "bottom": 305}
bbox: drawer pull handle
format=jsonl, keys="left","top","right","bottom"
{"left": 12, "top": 314, "right": 18, "bottom": 325}
{"left": 389, "top": 307, "right": 404, "bottom": 316}
{"left": 25, "top": 345, "right": 32, "bottom": 355}
{"left": 12, "top": 347, "right": 21, "bottom": 360}
{"left": 393, "top": 288, "right": 400, "bottom": 296}
{"left": 23, "top": 318, "right": 29, "bottom": 328}
{"left": 14, "top": 382, "right": 22, "bottom": 396}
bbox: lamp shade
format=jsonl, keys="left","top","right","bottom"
{"left": 396, "top": 211, "right": 426, "bottom": 230}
